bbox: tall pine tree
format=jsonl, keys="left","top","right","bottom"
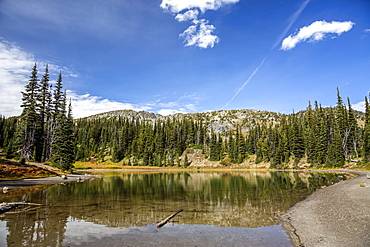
{"left": 39, "top": 65, "right": 53, "bottom": 161}
{"left": 363, "top": 96, "right": 370, "bottom": 163}
{"left": 346, "top": 97, "right": 358, "bottom": 159}
{"left": 19, "top": 63, "right": 40, "bottom": 160}
{"left": 51, "top": 99, "right": 75, "bottom": 171}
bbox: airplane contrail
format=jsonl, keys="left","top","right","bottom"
{"left": 222, "top": 55, "right": 267, "bottom": 109}
{"left": 271, "top": 0, "right": 311, "bottom": 50}
{"left": 222, "top": 0, "right": 311, "bottom": 109}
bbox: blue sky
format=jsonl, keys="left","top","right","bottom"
{"left": 0, "top": 0, "right": 369, "bottom": 118}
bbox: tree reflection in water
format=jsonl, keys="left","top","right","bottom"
{"left": 0, "top": 171, "right": 345, "bottom": 246}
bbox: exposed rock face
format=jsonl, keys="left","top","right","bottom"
{"left": 84, "top": 110, "right": 165, "bottom": 122}
{"left": 208, "top": 121, "right": 235, "bottom": 133}
{"left": 180, "top": 148, "right": 224, "bottom": 168}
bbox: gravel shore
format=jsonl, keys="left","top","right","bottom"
{"left": 282, "top": 171, "right": 370, "bottom": 247}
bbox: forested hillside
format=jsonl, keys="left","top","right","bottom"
{"left": 1, "top": 91, "right": 370, "bottom": 169}
{"left": 1, "top": 64, "right": 370, "bottom": 169}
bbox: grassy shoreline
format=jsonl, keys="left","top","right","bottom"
{"left": 1, "top": 158, "right": 369, "bottom": 181}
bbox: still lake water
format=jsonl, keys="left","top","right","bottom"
{"left": 0, "top": 171, "right": 344, "bottom": 246}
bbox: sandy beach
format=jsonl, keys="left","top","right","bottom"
{"left": 282, "top": 170, "right": 370, "bottom": 247}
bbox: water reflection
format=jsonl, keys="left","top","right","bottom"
{"left": 0, "top": 171, "right": 345, "bottom": 246}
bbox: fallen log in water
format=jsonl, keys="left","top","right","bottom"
{"left": 0, "top": 203, "right": 19, "bottom": 214}
{"left": 157, "top": 209, "right": 183, "bottom": 228}
{"left": 0, "top": 202, "right": 42, "bottom": 214}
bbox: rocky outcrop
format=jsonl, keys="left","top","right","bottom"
{"left": 84, "top": 110, "right": 165, "bottom": 122}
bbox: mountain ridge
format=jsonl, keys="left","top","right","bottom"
{"left": 81, "top": 109, "right": 286, "bottom": 133}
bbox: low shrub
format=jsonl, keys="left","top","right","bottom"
{"left": 73, "top": 163, "right": 92, "bottom": 169}
{"left": 104, "top": 165, "right": 121, "bottom": 169}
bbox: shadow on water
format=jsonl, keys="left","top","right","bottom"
{"left": 0, "top": 171, "right": 347, "bottom": 246}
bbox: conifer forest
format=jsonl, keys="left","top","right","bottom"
{"left": 1, "top": 64, "right": 370, "bottom": 170}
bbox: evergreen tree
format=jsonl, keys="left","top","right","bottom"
{"left": 273, "top": 118, "right": 289, "bottom": 166}
{"left": 346, "top": 97, "right": 358, "bottom": 159}
{"left": 154, "top": 122, "right": 165, "bottom": 156}
{"left": 19, "top": 63, "right": 40, "bottom": 160}
{"left": 314, "top": 102, "right": 327, "bottom": 164}
{"left": 335, "top": 88, "right": 349, "bottom": 161}
{"left": 326, "top": 122, "right": 345, "bottom": 167}
{"left": 51, "top": 100, "right": 75, "bottom": 170}
{"left": 256, "top": 126, "right": 269, "bottom": 163}
{"left": 3, "top": 117, "right": 21, "bottom": 159}
{"left": 39, "top": 65, "right": 53, "bottom": 161}
{"left": 289, "top": 113, "right": 304, "bottom": 162}
{"left": 335, "top": 88, "right": 348, "bottom": 138}
{"left": 237, "top": 127, "right": 246, "bottom": 163}
{"left": 53, "top": 72, "right": 65, "bottom": 121}
{"left": 363, "top": 96, "right": 370, "bottom": 162}
{"left": 227, "top": 131, "right": 238, "bottom": 163}
{"left": 0, "top": 115, "right": 4, "bottom": 148}
{"left": 112, "top": 126, "right": 125, "bottom": 162}
{"left": 304, "top": 101, "right": 316, "bottom": 164}
{"left": 209, "top": 131, "right": 221, "bottom": 161}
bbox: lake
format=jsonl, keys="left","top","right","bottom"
{"left": 0, "top": 170, "right": 345, "bottom": 246}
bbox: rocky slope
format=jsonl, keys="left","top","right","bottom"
{"left": 83, "top": 109, "right": 285, "bottom": 133}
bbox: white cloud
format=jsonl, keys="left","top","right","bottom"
{"left": 67, "top": 90, "right": 203, "bottom": 118}
{"left": 148, "top": 93, "right": 202, "bottom": 116}
{"left": 160, "top": 0, "right": 239, "bottom": 13}
{"left": 281, "top": 20, "right": 355, "bottom": 50}
{"left": 67, "top": 91, "right": 151, "bottom": 118}
{"left": 175, "top": 9, "right": 199, "bottom": 22}
{"left": 70, "top": 91, "right": 203, "bottom": 118}
{"left": 158, "top": 109, "right": 185, "bottom": 116}
{"left": 363, "top": 29, "right": 370, "bottom": 38}
{"left": 160, "top": 0, "right": 239, "bottom": 48}
{"left": 0, "top": 39, "right": 202, "bottom": 119}
{"left": 0, "top": 39, "right": 80, "bottom": 117}
{"left": 0, "top": 39, "right": 148, "bottom": 119}
{"left": 180, "top": 19, "right": 219, "bottom": 48}
{"left": 0, "top": 39, "right": 35, "bottom": 117}
{"left": 352, "top": 101, "right": 365, "bottom": 112}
